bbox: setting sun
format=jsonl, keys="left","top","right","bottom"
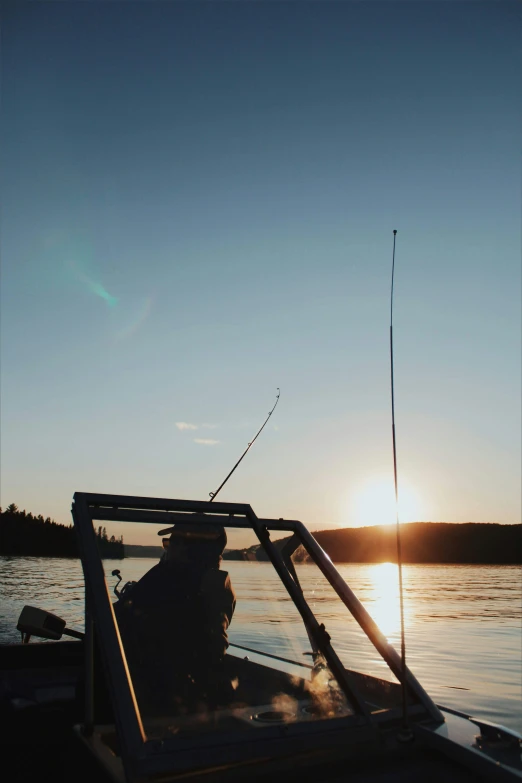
{"left": 352, "top": 477, "right": 423, "bottom": 527}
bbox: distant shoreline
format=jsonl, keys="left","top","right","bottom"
{"left": 306, "top": 522, "right": 522, "bottom": 565}
{"left": 2, "top": 505, "right": 519, "bottom": 564}
{"left": 125, "top": 522, "right": 522, "bottom": 565}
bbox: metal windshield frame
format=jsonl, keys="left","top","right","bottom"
{"left": 72, "top": 492, "right": 443, "bottom": 780}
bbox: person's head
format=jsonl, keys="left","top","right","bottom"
{"left": 165, "top": 523, "right": 227, "bottom": 569}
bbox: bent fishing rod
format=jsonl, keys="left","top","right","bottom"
{"left": 209, "top": 388, "right": 280, "bottom": 501}
{"left": 390, "top": 229, "right": 411, "bottom": 740}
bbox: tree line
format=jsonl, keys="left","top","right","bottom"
{"left": 0, "top": 504, "right": 124, "bottom": 559}
{"left": 311, "top": 522, "right": 522, "bottom": 564}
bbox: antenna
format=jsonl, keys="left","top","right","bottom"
{"left": 390, "top": 230, "right": 412, "bottom": 741}
{"left": 209, "top": 388, "right": 280, "bottom": 502}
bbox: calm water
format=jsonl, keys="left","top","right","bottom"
{"left": 1, "top": 557, "right": 520, "bottom": 732}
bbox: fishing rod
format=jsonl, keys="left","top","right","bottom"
{"left": 209, "top": 388, "right": 280, "bottom": 502}
{"left": 390, "top": 229, "right": 412, "bottom": 740}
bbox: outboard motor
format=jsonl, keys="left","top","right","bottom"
{"left": 16, "top": 606, "right": 84, "bottom": 643}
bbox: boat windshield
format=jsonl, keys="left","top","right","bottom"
{"left": 72, "top": 493, "right": 439, "bottom": 770}
{"left": 108, "top": 526, "right": 355, "bottom": 740}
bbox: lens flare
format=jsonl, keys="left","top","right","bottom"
{"left": 39, "top": 231, "right": 118, "bottom": 307}
{"left": 87, "top": 280, "right": 118, "bottom": 307}
{"left": 34, "top": 232, "right": 156, "bottom": 340}
{"left": 113, "top": 296, "right": 153, "bottom": 341}
{"left": 75, "top": 269, "right": 118, "bottom": 308}
{"left": 64, "top": 255, "right": 118, "bottom": 308}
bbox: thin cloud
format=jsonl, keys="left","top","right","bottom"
{"left": 176, "top": 422, "right": 198, "bottom": 431}
{"left": 201, "top": 423, "right": 218, "bottom": 429}
{"left": 194, "top": 438, "right": 220, "bottom": 446}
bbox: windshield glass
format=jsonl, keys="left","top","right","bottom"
{"left": 104, "top": 525, "right": 353, "bottom": 740}
{"left": 291, "top": 556, "right": 412, "bottom": 712}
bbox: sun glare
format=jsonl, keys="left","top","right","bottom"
{"left": 351, "top": 477, "right": 422, "bottom": 528}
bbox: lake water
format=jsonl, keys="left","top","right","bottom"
{"left": 1, "top": 556, "right": 520, "bottom": 733}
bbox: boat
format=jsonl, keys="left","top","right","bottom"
{"left": 1, "top": 491, "right": 520, "bottom": 782}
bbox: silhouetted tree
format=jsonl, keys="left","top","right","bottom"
{"left": 0, "top": 505, "right": 124, "bottom": 559}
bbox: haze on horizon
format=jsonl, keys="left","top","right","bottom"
{"left": 1, "top": 1, "right": 520, "bottom": 547}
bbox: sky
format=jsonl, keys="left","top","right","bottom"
{"left": 1, "top": 1, "right": 520, "bottom": 546}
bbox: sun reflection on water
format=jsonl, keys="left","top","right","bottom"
{"left": 368, "top": 562, "right": 403, "bottom": 639}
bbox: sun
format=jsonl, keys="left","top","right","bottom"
{"left": 351, "top": 476, "right": 422, "bottom": 527}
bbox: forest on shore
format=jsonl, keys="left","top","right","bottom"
{"left": 0, "top": 504, "right": 124, "bottom": 558}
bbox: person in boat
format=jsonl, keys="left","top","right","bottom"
{"left": 115, "top": 522, "right": 236, "bottom": 713}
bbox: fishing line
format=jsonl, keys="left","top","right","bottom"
{"left": 209, "top": 388, "right": 280, "bottom": 502}
{"left": 390, "top": 230, "right": 412, "bottom": 740}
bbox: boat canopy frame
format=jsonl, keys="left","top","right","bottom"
{"left": 71, "top": 492, "right": 443, "bottom": 782}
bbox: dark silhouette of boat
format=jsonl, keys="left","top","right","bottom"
{"left": 1, "top": 492, "right": 520, "bottom": 782}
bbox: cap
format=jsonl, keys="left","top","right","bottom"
{"left": 158, "top": 522, "right": 227, "bottom": 544}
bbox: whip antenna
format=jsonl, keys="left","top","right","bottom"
{"left": 390, "top": 230, "right": 412, "bottom": 740}
{"left": 209, "top": 388, "right": 280, "bottom": 502}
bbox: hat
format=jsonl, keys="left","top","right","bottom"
{"left": 158, "top": 522, "right": 227, "bottom": 550}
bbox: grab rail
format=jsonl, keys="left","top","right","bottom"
{"left": 229, "top": 642, "right": 313, "bottom": 670}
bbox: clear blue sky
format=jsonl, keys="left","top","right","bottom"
{"left": 1, "top": 1, "right": 520, "bottom": 545}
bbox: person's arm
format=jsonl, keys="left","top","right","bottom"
{"left": 221, "top": 573, "right": 236, "bottom": 627}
